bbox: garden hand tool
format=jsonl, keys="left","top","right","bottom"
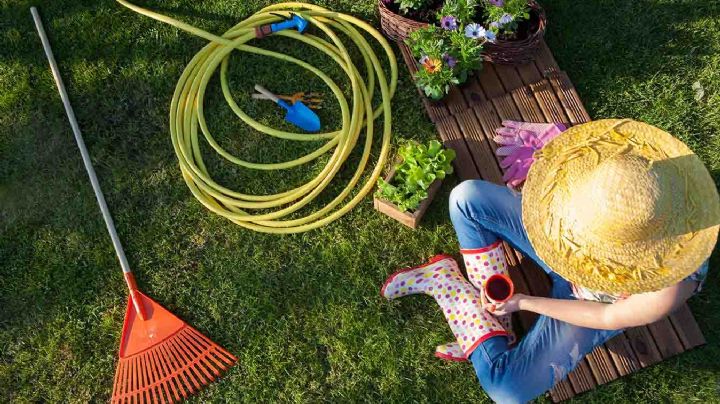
{"left": 31, "top": 7, "right": 236, "bottom": 403}
{"left": 493, "top": 120, "right": 566, "bottom": 188}
{"left": 434, "top": 241, "right": 517, "bottom": 362}
{"left": 252, "top": 91, "right": 323, "bottom": 109}
{"left": 115, "top": 1, "right": 397, "bottom": 234}
{"left": 381, "top": 255, "right": 511, "bottom": 358}
{"left": 253, "top": 84, "right": 321, "bottom": 132}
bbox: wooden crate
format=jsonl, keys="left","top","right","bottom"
{"left": 397, "top": 40, "right": 707, "bottom": 402}
{"left": 373, "top": 163, "right": 442, "bottom": 229}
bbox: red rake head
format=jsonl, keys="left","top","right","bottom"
{"left": 111, "top": 291, "right": 236, "bottom": 403}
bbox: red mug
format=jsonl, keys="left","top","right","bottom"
{"left": 484, "top": 274, "right": 514, "bottom": 303}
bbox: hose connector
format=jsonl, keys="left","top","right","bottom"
{"left": 255, "top": 13, "right": 308, "bottom": 38}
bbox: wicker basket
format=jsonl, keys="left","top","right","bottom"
{"left": 378, "top": 0, "right": 429, "bottom": 42}
{"left": 482, "top": 1, "right": 547, "bottom": 65}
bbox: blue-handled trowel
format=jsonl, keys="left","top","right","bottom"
{"left": 253, "top": 84, "right": 321, "bottom": 132}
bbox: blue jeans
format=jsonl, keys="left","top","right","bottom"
{"left": 449, "top": 180, "right": 622, "bottom": 404}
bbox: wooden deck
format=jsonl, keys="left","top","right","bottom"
{"left": 398, "top": 41, "right": 707, "bottom": 402}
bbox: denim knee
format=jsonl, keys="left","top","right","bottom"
{"left": 449, "top": 180, "right": 493, "bottom": 218}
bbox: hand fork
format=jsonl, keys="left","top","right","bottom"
{"left": 253, "top": 91, "right": 323, "bottom": 109}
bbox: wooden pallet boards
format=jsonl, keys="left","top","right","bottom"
{"left": 397, "top": 38, "right": 707, "bottom": 402}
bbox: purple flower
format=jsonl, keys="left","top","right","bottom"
{"left": 485, "top": 30, "right": 496, "bottom": 42}
{"left": 499, "top": 13, "right": 514, "bottom": 25}
{"left": 440, "top": 15, "right": 458, "bottom": 30}
{"left": 443, "top": 53, "right": 457, "bottom": 68}
{"left": 419, "top": 55, "right": 429, "bottom": 65}
{"left": 464, "top": 23, "right": 486, "bottom": 39}
{"left": 490, "top": 21, "right": 500, "bottom": 29}
{"left": 489, "top": 0, "right": 504, "bottom": 6}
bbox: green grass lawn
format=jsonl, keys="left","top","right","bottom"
{"left": 2, "top": 0, "right": 720, "bottom": 402}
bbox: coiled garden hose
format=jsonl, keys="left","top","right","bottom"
{"left": 116, "top": 1, "right": 397, "bottom": 233}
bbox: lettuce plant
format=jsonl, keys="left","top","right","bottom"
{"left": 376, "top": 140, "right": 456, "bottom": 212}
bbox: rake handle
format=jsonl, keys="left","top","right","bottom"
{"left": 31, "top": 7, "right": 146, "bottom": 320}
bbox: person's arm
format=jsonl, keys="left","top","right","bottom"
{"left": 491, "top": 280, "right": 697, "bottom": 330}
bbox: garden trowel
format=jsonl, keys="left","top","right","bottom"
{"left": 254, "top": 84, "right": 321, "bottom": 132}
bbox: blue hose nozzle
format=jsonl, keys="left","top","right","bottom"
{"left": 270, "top": 14, "right": 308, "bottom": 34}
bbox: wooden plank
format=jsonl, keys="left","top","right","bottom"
{"left": 548, "top": 71, "right": 591, "bottom": 125}
{"left": 566, "top": 359, "right": 597, "bottom": 395}
{"left": 503, "top": 245, "right": 538, "bottom": 332}
{"left": 446, "top": 85, "right": 469, "bottom": 115}
{"left": 585, "top": 345, "right": 620, "bottom": 386}
{"left": 624, "top": 326, "right": 663, "bottom": 368}
{"left": 544, "top": 74, "right": 683, "bottom": 384}
{"left": 549, "top": 378, "right": 575, "bottom": 403}
{"left": 435, "top": 118, "right": 479, "bottom": 180}
{"left": 516, "top": 61, "right": 543, "bottom": 86}
{"left": 395, "top": 38, "right": 707, "bottom": 402}
{"left": 605, "top": 333, "right": 642, "bottom": 377}
{"left": 453, "top": 110, "right": 504, "bottom": 184}
{"left": 472, "top": 102, "right": 503, "bottom": 158}
{"left": 459, "top": 73, "right": 487, "bottom": 105}
{"left": 530, "top": 80, "right": 567, "bottom": 124}
{"left": 478, "top": 64, "right": 506, "bottom": 99}
{"left": 493, "top": 64, "right": 525, "bottom": 93}
{"left": 511, "top": 86, "right": 545, "bottom": 123}
{"left": 534, "top": 40, "right": 560, "bottom": 75}
{"left": 647, "top": 317, "right": 686, "bottom": 359}
{"left": 669, "top": 304, "right": 706, "bottom": 349}
{"left": 490, "top": 93, "right": 523, "bottom": 123}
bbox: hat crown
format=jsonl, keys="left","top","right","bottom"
{"left": 568, "top": 154, "right": 673, "bottom": 243}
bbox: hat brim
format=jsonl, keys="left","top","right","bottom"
{"left": 522, "top": 119, "right": 720, "bottom": 294}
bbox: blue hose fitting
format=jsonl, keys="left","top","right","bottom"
{"left": 255, "top": 14, "right": 308, "bottom": 38}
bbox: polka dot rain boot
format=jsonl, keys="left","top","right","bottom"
{"left": 381, "top": 255, "right": 510, "bottom": 359}
{"left": 434, "top": 241, "right": 516, "bottom": 362}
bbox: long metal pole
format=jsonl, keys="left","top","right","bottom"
{"left": 31, "top": 7, "right": 146, "bottom": 318}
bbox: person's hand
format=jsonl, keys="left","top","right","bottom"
{"left": 487, "top": 293, "right": 529, "bottom": 316}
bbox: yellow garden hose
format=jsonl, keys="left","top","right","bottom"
{"left": 116, "top": 1, "right": 397, "bottom": 233}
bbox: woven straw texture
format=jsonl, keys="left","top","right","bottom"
{"left": 377, "top": 0, "right": 429, "bottom": 42}
{"left": 482, "top": 0, "right": 546, "bottom": 65}
{"left": 523, "top": 119, "right": 720, "bottom": 294}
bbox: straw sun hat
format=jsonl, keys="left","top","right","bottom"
{"left": 523, "top": 119, "right": 720, "bottom": 294}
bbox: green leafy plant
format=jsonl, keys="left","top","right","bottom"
{"left": 376, "top": 140, "right": 456, "bottom": 212}
{"left": 484, "top": 0, "right": 531, "bottom": 38}
{"left": 385, "top": 0, "right": 431, "bottom": 14}
{"left": 406, "top": 0, "right": 491, "bottom": 100}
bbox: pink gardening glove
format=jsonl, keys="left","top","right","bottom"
{"left": 493, "top": 121, "right": 567, "bottom": 188}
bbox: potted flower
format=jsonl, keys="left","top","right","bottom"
{"left": 406, "top": 0, "right": 494, "bottom": 100}
{"left": 377, "top": 0, "right": 437, "bottom": 42}
{"left": 374, "top": 140, "right": 456, "bottom": 228}
{"left": 481, "top": 0, "right": 547, "bottom": 64}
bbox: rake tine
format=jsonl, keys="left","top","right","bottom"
{"left": 184, "top": 328, "right": 222, "bottom": 370}
{"left": 131, "top": 356, "right": 139, "bottom": 403}
{"left": 143, "top": 352, "right": 162, "bottom": 404}
{"left": 158, "top": 343, "right": 189, "bottom": 399}
{"left": 169, "top": 336, "right": 204, "bottom": 390}
{"left": 152, "top": 347, "right": 180, "bottom": 402}
{"left": 187, "top": 328, "right": 234, "bottom": 370}
{"left": 174, "top": 333, "right": 210, "bottom": 385}
{"left": 148, "top": 350, "right": 171, "bottom": 404}
{"left": 113, "top": 360, "right": 124, "bottom": 401}
{"left": 177, "top": 332, "right": 216, "bottom": 379}
{"left": 143, "top": 352, "right": 160, "bottom": 404}
{"left": 136, "top": 355, "right": 145, "bottom": 404}
{"left": 165, "top": 338, "right": 200, "bottom": 393}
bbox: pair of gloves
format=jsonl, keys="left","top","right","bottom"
{"left": 493, "top": 121, "right": 567, "bottom": 188}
